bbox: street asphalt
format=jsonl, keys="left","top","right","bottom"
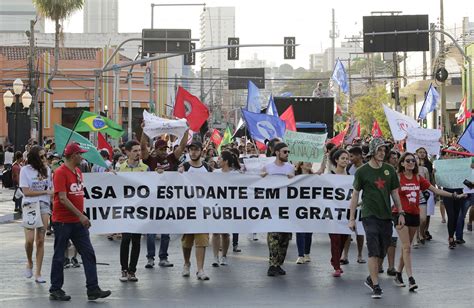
{"left": 0, "top": 187, "right": 472, "bottom": 307}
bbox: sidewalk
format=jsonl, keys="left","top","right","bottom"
{"left": 0, "top": 187, "right": 19, "bottom": 223}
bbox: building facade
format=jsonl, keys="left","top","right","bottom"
{"left": 0, "top": 0, "right": 45, "bottom": 33}
{"left": 83, "top": 0, "right": 119, "bottom": 33}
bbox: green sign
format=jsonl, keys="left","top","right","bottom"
{"left": 434, "top": 158, "right": 473, "bottom": 189}
{"left": 284, "top": 131, "right": 327, "bottom": 163}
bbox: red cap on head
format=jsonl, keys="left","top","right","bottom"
{"left": 64, "top": 143, "right": 88, "bottom": 156}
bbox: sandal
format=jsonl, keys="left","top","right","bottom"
{"left": 340, "top": 259, "right": 349, "bottom": 265}
{"left": 357, "top": 258, "right": 366, "bottom": 264}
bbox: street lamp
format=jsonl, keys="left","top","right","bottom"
{"left": 2, "top": 78, "right": 32, "bottom": 151}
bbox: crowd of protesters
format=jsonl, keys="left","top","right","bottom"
{"left": 0, "top": 127, "right": 472, "bottom": 301}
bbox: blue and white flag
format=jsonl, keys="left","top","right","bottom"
{"left": 458, "top": 117, "right": 474, "bottom": 153}
{"left": 418, "top": 84, "right": 440, "bottom": 120}
{"left": 266, "top": 95, "right": 278, "bottom": 116}
{"left": 246, "top": 81, "right": 261, "bottom": 113}
{"left": 331, "top": 59, "right": 349, "bottom": 94}
{"left": 242, "top": 109, "right": 286, "bottom": 144}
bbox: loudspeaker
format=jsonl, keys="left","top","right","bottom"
{"left": 274, "top": 96, "right": 334, "bottom": 137}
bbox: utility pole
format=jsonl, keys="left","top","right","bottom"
{"left": 330, "top": 8, "right": 338, "bottom": 68}
{"left": 439, "top": 0, "right": 447, "bottom": 135}
{"left": 393, "top": 51, "right": 401, "bottom": 112}
{"left": 430, "top": 23, "right": 437, "bottom": 128}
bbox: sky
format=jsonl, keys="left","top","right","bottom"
{"left": 46, "top": 0, "right": 474, "bottom": 69}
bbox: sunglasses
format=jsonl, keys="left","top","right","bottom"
{"left": 404, "top": 159, "right": 416, "bottom": 163}
{"left": 281, "top": 150, "right": 290, "bottom": 154}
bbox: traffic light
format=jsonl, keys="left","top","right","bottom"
{"left": 284, "top": 37, "right": 295, "bottom": 59}
{"left": 184, "top": 43, "right": 196, "bottom": 65}
{"left": 228, "top": 37, "right": 239, "bottom": 60}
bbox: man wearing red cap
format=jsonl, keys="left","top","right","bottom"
{"left": 49, "top": 143, "right": 111, "bottom": 301}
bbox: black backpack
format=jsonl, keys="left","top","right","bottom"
{"left": 2, "top": 167, "right": 13, "bottom": 188}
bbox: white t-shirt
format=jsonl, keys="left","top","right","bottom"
{"left": 4, "top": 151, "right": 14, "bottom": 165}
{"left": 19, "top": 165, "right": 52, "bottom": 205}
{"left": 264, "top": 161, "right": 294, "bottom": 176}
{"left": 186, "top": 164, "right": 211, "bottom": 173}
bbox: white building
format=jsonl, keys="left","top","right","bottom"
{"left": 200, "top": 7, "right": 235, "bottom": 70}
{"left": 323, "top": 41, "right": 363, "bottom": 72}
{"left": 309, "top": 53, "right": 324, "bottom": 72}
{"left": 0, "top": 0, "right": 45, "bottom": 33}
{"left": 83, "top": 0, "right": 118, "bottom": 33}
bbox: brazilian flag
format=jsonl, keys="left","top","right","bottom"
{"left": 218, "top": 127, "right": 233, "bottom": 154}
{"left": 74, "top": 111, "right": 124, "bottom": 139}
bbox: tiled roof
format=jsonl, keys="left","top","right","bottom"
{"left": 0, "top": 46, "right": 99, "bottom": 60}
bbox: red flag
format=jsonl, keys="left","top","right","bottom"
{"left": 98, "top": 133, "right": 113, "bottom": 158}
{"left": 210, "top": 129, "right": 222, "bottom": 146}
{"left": 335, "top": 104, "right": 343, "bottom": 116}
{"left": 255, "top": 141, "right": 266, "bottom": 151}
{"left": 173, "top": 86, "right": 209, "bottom": 132}
{"left": 456, "top": 96, "right": 472, "bottom": 125}
{"left": 280, "top": 105, "right": 297, "bottom": 131}
{"left": 329, "top": 121, "right": 349, "bottom": 146}
{"left": 371, "top": 120, "right": 382, "bottom": 137}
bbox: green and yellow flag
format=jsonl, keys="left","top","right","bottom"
{"left": 74, "top": 111, "right": 124, "bottom": 139}
{"left": 218, "top": 127, "right": 232, "bottom": 154}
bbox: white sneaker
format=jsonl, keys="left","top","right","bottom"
{"left": 119, "top": 270, "right": 128, "bottom": 282}
{"left": 196, "top": 270, "right": 210, "bottom": 281}
{"left": 303, "top": 254, "right": 311, "bottom": 263}
{"left": 212, "top": 256, "right": 220, "bottom": 267}
{"left": 182, "top": 264, "right": 191, "bottom": 277}
{"left": 25, "top": 267, "right": 33, "bottom": 279}
{"left": 296, "top": 257, "right": 305, "bottom": 264}
{"left": 220, "top": 256, "right": 228, "bottom": 266}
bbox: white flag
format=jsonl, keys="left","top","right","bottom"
{"left": 142, "top": 110, "right": 188, "bottom": 139}
{"left": 406, "top": 127, "right": 441, "bottom": 156}
{"left": 383, "top": 105, "right": 419, "bottom": 141}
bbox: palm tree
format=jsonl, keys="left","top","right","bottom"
{"left": 33, "top": 0, "right": 84, "bottom": 94}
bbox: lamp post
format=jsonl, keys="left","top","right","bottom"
{"left": 2, "top": 78, "right": 32, "bottom": 151}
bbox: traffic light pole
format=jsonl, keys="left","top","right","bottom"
{"left": 364, "top": 29, "right": 473, "bottom": 128}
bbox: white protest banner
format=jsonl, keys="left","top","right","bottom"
{"left": 83, "top": 172, "right": 365, "bottom": 235}
{"left": 284, "top": 130, "right": 327, "bottom": 163}
{"left": 143, "top": 110, "right": 188, "bottom": 139}
{"left": 242, "top": 157, "right": 276, "bottom": 174}
{"left": 406, "top": 127, "right": 441, "bottom": 156}
{"left": 434, "top": 158, "right": 473, "bottom": 189}
{"left": 383, "top": 105, "right": 419, "bottom": 140}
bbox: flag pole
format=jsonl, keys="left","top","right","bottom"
{"left": 62, "top": 110, "right": 84, "bottom": 156}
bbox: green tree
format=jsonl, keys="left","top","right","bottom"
{"left": 352, "top": 86, "right": 392, "bottom": 138}
{"left": 33, "top": 0, "right": 84, "bottom": 94}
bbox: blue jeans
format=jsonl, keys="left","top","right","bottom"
{"left": 49, "top": 222, "right": 99, "bottom": 292}
{"left": 456, "top": 194, "right": 473, "bottom": 240}
{"left": 296, "top": 233, "right": 313, "bottom": 257}
{"left": 146, "top": 234, "right": 170, "bottom": 261}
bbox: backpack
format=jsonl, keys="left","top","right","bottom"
{"left": 2, "top": 167, "right": 13, "bottom": 188}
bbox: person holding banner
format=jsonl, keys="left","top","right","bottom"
{"left": 294, "top": 162, "right": 314, "bottom": 265}
{"left": 392, "top": 152, "right": 466, "bottom": 291}
{"left": 179, "top": 141, "right": 212, "bottom": 281}
{"left": 118, "top": 140, "right": 149, "bottom": 283}
{"left": 328, "top": 149, "right": 350, "bottom": 277}
{"left": 261, "top": 142, "right": 295, "bottom": 277}
{"left": 20, "top": 146, "right": 52, "bottom": 283}
{"left": 211, "top": 150, "right": 241, "bottom": 266}
{"left": 49, "top": 143, "right": 111, "bottom": 301}
{"left": 348, "top": 138, "right": 404, "bottom": 299}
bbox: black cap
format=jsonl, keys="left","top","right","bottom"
{"left": 187, "top": 141, "right": 203, "bottom": 150}
{"left": 274, "top": 142, "right": 288, "bottom": 152}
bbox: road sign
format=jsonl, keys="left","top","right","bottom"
{"left": 363, "top": 15, "right": 429, "bottom": 52}
{"left": 228, "top": 37, "right": 239, "bottom": 60}
{"left": 435, "top": 67, "right": 448, "bottom": 82}
{"left": 228, "top": 68, "right": 265, "bottom": 90}
{"left": 184, "top": 43, "right": 196, "bottom": 65}
{"left": 142, "top": 29, "right": 191, "bottom": 54}
{"left": 284, "top": 37, "right": 295, "bottom": 59}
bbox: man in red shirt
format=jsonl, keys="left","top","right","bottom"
{"left": 49, "top": 143, "right": 111, "bottom": 301}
